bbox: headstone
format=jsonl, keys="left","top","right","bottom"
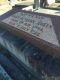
{"left": 3, "top": 11, "right": 59, "bottom": 46}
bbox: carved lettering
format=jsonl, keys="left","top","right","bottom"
{"left": 3, "top": 11, "right": 53, "bottom": 38}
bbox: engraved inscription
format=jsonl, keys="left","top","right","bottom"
{"left": 3, "top": 12, "right": 53, "bottom": 37}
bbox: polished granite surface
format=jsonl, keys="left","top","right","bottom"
{"left": 0, "top": 65, "right": 12, "bottom": 80}
{"left": 0, "top": 45, "right": 40, "bottom": 80}
{"left": 0, "top": 27, "right": 60, "bottom": 80}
